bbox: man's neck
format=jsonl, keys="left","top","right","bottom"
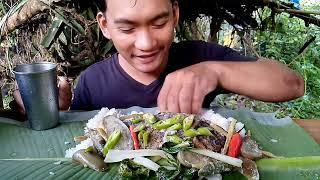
{"left": 118, "top": 54, "right": 167, "bottom": 85}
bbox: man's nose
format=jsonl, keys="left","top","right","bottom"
{"left": 135, "top": 29, "right": 156, "bottom": 51}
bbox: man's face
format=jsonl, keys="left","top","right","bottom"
{"left": 98, "top": 0, "right": 179, "bottom": 75}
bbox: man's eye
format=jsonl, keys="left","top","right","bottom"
{"left": 119, "top": 28, "right": 134, "bottom": 33}
{"left": 153, "top": 21, "right": 167, "bottom": 28}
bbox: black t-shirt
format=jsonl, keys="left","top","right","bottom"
{"left": 71, "top": 40, "right": 257, "bottom": 110}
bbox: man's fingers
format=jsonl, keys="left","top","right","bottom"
{"left": 157, "top": 78, "right": 171, "bottom": 112}
{"left": 179, "top": 81, "right": 194, "bottom": 113}
{"left": 13, "top": 89, "right": 25, "bottom": 114}
{"left": 192, "top": 84, "right": 206, "bottom": 114}
{"left": 57, "top": 76, "right": 72, "bottom": 110}
{"left": 167, "top": 83, "right": 181, "bottom": 113}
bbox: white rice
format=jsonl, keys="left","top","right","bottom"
{"left": 86, "top": 107, "right": 118, "bottom": 130}
{"left": 201, "top": 110, "right": 231, "bottom": 131}
{"left": 65, "top": 138, "right": 93, "bottom": 158}
{"left": 201, "top": 110, "right": 246, "bottom": 137}
{"left": 65, "top": 107, "right": 118, "bottom": 158}
{"left": 129, "top": 111, "right": 144, "bottom": 115}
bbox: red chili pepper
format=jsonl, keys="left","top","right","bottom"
{"left": 227, "top": 133, "right": 242, "bottom": 157}
{"left": 129, "top": 125, "right": 140, "bottom": 150}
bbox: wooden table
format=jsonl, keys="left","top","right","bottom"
{"left": 295, "top": 119, "right": 320, "bottom": 144}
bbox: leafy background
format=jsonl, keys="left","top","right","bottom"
{"left": 0, "top": 0, "right": 319, "bottom": 119}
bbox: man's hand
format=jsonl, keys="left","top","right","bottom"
{"left": 157, "top": 62, "right": 219, "bottom": 114}
{"left": 13, "top": 76, "right": 72, "bottom": 115}
{"left": 57, "top": 76, "right": 72, "bottom": 110}
{"left": 157, "top": 59, "right": 305, "bottom": 114}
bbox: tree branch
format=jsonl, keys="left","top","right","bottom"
{"left": 298, "top": 36, "right": 316, "bottom": 55}
{"left": 274, "top": 8, "right": 320, "bottom": 16}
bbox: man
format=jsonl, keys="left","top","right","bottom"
{"left": 14, "top": 0, "right": 304, "bottom": 114}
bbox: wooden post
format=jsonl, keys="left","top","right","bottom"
{"left": 295, "top": 119, "right": 320, "bottom": 144}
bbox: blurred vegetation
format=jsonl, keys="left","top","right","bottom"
{"left": 215, "top": 4, "right": 320, "bottom": 119}
{"left": 0, "top": 0, "right": 319, "bottom": 119}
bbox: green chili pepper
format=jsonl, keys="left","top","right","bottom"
{"left": 132, "top": 119, "right": 142, "bottom": 124}
{"left": 149, "top": 156, "right": 162, "bottom": 162}
{"left": 153, "top": 121, "right": 172, "bottom": 130}
{"left": 143, "top": 113, "right": 157, "bottom": 124}
{"left": 85, "top": 146, "right": 94, "bottom": 153}
{"left": 184, "top": 128, "right": 199, "bottom": 137}
{"left": 153, "top": 114, "right": 185, "bottom": 130}
{"left": 157, "top": 159, "right": 171, "bottom": 166}
{"left": 183, "top": 115, "right": 195, "bottom": 131}
{"left": 197, "top": 127, "right": 213, "bottom": 136}
{"left": 173, "top": 114, "right": 185, "bottom": 123}
{"left": 163, "top": 114, "right": 184, "bottom": 125}
{"left": 167, "top": 123, "right": 182, "bottom": 131}
{"left": 143, "top": 131, "right": 150, "bottom": 148}
{"left": 133, "top": 124, "right": 145, "bottom": 132}
{"left": 138, "top": 130, "right": 145, "bottom": 142}
{"left": 166, "top": 135, "right": 183, "bottom": 144}
{"left": 103, "top": 130, "right": 122, "bottom": 155}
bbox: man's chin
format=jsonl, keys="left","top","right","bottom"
{"left": 133, "top": 60, "right": 161, "bottom": 72}
{"left": 136, "top": 66, "right": 158, "bottom": 74}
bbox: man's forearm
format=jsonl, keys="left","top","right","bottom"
{"left": 205, "top": 59, "right": 305, "bottom": 102}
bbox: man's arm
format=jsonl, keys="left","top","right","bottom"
{"left": 212, "top": 58, "right": 304, "bottom": 101}
{"left": 157, "top": 58, "right": 304, "bottom": 114}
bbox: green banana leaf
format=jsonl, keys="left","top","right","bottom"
{"left": 0, "top": 107, "right": 319, "bottom": 180}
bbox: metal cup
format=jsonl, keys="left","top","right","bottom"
{"left": 13, "top": 62, "right": 59, "bottom": 130}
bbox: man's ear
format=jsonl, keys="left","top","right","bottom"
{"left": 172, "top": 1, "right": 180, "bottom": 28}
{"left": 97, "top": 12, "right": 111, "bottom": 39}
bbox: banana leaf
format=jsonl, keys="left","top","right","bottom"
{"left": 0, "top": 107, "right": 319, "bottom": 180}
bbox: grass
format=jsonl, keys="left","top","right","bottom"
{"left": 3, "top": 94, "right": 13, "bottom": 109}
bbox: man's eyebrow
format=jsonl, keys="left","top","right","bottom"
{"left": 113, "top": 11, "right": 170, "bottom": 25}
{"left": 150, "top": 11, "right": 170, "bottom": 22}
{"left": 113, "top": 18, "right": 136, "bottom": 25}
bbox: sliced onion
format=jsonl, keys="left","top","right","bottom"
{"left": 104, "top": 149, "right": 171, "bottom": 163}
{"left": 190, "top": 149, "right": 243, "bottom": 167}
{"left": 132, "top": 157, "right": 160, "bottom": 171}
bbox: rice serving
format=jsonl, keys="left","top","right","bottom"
{"left": 65, "top": 107, "right": 117, "bottom": 158}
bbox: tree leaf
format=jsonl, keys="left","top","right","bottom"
{"left": 0, "top": 0, "right": 28, "bottom": 32}
{"left": 0, "top": 159, "right": 120, "bottom": 180}
{"left": 58, "top": 31, "right": 68, "bottom": 46}
{"left": 53, "top": 9, "right": 85, "bottom": 35}
{"left": 101, "top": 41, "right": 114, "bottom": 56}
{"left": 42, "top": 19, "right": 63, "bottom": 48}
{"left": 257, "top": 156, "right": 320, "bottom": 179}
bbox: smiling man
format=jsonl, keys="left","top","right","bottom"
{"left": 14, "top": 0, "right": 304, "bottom": 114}
{"left": 68, "top": 0, "right": 304, "bottom": 113}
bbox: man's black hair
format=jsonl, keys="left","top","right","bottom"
{"left": 96, "top": 0, "right": 176, "bottom": 12}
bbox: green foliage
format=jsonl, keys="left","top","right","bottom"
{"left": 216, "top": 10, "right": 319, "bottom": 119}
{"left": 3, "top": 93, "right": 13, "bottom": 109}
{"left": 254, "top": 13, "right": 320, "bottom": 119}
{"left": 216, "top": 3, "right": 320, "bottom": 119}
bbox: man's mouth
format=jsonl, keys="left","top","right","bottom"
{"left": 135, "top": 51, "right": 160, "bottom": 63}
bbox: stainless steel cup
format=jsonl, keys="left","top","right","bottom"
{"left": 13, "top": 62, "right": 59, "bottom": 130}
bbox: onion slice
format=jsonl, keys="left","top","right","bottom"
{"left": 132, "top": 156, "right": 160, "bottom": 171}
{"left": 190, "top": 149, "right": 243, "bottom": 167}
{"left": 104, "top": 149, "right": 172, "bottom": 163}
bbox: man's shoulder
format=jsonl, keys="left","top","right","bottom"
{"left": 86, "top": 54, "right": 116, "bottom": 71}
{"left": 171, "top": 40, "right": 221, "bottom": 49}
{"left": 81, "top": 54, "right": 117, "bottom": 77}
{"left": 169, "top": 40, "right": 224, "bottom": 62}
